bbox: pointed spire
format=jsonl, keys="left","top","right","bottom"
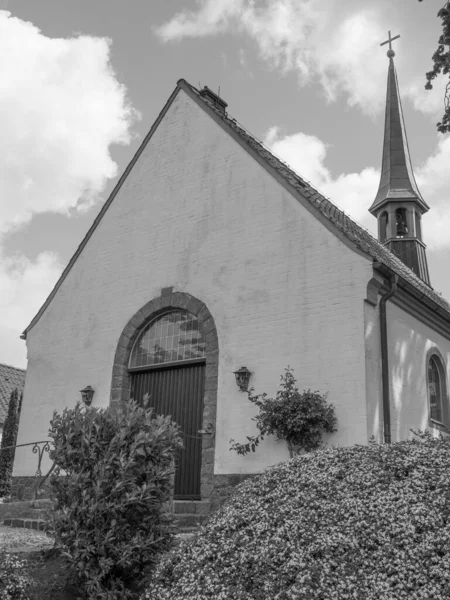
{"left": 370, "top": 42, "right": 429, "bottom": 215}
{"left": 370, "top": 33, "right": 431, "bottom": 285}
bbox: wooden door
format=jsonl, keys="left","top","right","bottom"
{"left": 130, "top": 362, "right": 205, "bottom": 499}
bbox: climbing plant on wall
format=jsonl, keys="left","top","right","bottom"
{"left": 229, "top": 367, "right": 337, "bottom": 459}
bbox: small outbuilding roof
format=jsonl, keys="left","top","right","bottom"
{"left": 0, "top": 363, "right": 26, "bottom": 425}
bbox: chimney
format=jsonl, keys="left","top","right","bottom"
{"left": 199, "top": 86, "right": 228, "bottom": 113}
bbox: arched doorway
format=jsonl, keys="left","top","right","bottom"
{"left": 110, "top": 288, "right": 219, "bottom": 502}
{"left": 129, "top": 310, "right": 205, "bottom": 499}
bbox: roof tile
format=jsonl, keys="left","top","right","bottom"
{"left": 0, "top": 364, "right": 26, "bottom": 426}
{"left": 184, "top": 80, "right": 450, "bottom": 316}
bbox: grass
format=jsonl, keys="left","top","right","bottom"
{"left": 1, "top": 528, "right": 190, "bottom": 600}
{"left": 11, "top": 547, "right": 80, "bottom": 600}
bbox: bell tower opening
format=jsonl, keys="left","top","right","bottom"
{"left": 395, "top": 208, "right": 408, "bottom": 237}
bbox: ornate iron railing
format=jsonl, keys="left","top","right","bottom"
{"left": 0, "top": 440, "right": 56, "bottom": 502}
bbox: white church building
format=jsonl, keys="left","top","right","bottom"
{"left": 12, "top": 47, "right": 450, "bottom": 510}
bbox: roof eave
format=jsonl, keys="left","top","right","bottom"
{"left": 369, "top": 194, "right": 430, "bottom": 216}
{"left": 374, "top": 261, "right": 450, "bottom": 327}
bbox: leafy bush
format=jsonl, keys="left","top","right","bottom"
{"left": 230, "top": 367, "right": 337, "bottom": 457}
{"left": 144, "top": 430, "right": 450, "bottom": 600}
{"left": 0, "top": 389, "right": 23, "bottom": 498}
{"left": 0, "top": 551, "right": 32, "bottom": 600}
{"left": 47, "top": 398, "right": 183, "bottom": 600}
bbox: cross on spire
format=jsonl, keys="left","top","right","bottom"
{"left": 380, "top": 31, "right": 400, "bottom": 58}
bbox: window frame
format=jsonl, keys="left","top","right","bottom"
{"left": 128, "top": 310, "right": 206, "bottom": 371}
{"left": 426, "top": 347, "right": 449, "bottom": 432}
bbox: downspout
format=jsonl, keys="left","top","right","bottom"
{"left": 379, "top": 274, "right": 398, "bottom": 444}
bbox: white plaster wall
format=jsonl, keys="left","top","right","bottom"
{"left": 387, "top": 301, "right": 450, "bottom": 442}
{"left": 364, "top": 300, "right": 383, "bottom": 444}
{"left": 15, "top": 89, "right": 372, "bottom": 476}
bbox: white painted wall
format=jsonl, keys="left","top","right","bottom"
{"left": 386, "top": 301, "right": 450, "bottom": 442}
{"left": 364, "top": 299, "right": 383, "bottom": 444}
{"left": 14, "top": 88, "right": 372, "bottom": 477}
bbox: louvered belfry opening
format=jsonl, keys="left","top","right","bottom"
{"left": 128, "top": 310, "right": 206, "bottom": 500}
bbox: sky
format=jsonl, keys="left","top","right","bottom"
{"left": 1, "top": 0, "right": 449, "bottom": 369}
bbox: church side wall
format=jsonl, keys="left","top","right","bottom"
{"left": 386, "top": 301, "right": 450, "bottom": 442}
{"left": 364, "top": 299, "right": 383, "bottom": 444}
{"left": 14, "top": 89, "right": 371, "bottom": 481}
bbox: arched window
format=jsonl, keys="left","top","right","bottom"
{"left": 428, "top": 354, "right": 447, "bottom": 424}
{"left": 380, "top": 212, "right": 388, "bottom": 242}
{"left": 129, "top": 311, "right": 206, "bottom": 369}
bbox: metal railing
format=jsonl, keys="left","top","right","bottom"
{"left": 0, "top": 440, "right": 56, "bottom": 502}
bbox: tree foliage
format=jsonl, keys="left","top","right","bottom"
{"left": 47, "top": 398, "right": 183, "bottom": 600}
{"left": 229, "top": 367, "right": 337, "bottom": 458}
{"left": 419, "top": 0, "right": 450, "bottom": 133}
{"left": 0, "top": 388, "right": 23, "bottom": 498}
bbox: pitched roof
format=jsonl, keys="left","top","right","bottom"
{"left": 0, "top": 364, "right": 26, "bottom": 425}
{"left": 21, "top": 78, "right": 450, "bottom": 338}
{"left": 369, "top": 56, "right": 429, "bottom": 215}
{"left": 179, "top": 80, "right": 450, "bottom": 317}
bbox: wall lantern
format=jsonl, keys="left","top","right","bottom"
{"left": 80, "top": 385, "right": 95, "bottom": 407}
{"left": 233, "top": 367, "right": 252, "bottom": 392}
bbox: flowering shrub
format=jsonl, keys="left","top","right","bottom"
{"left": 48, "top": 398, "right": 183, "bottom": 600}
{"left": 144, "top": 430, "right": 450, "bottom": 599}
{"left": 230, "top": 367, "right": 337, "bottom": 457}
{"left": 0, "top": 551, "right": 32, "bottom": 600}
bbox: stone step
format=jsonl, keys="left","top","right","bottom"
{"left": 30, "top": 499, "right": 53, "bottom": 509}
{"left": 3, "top": 518, "right": 49, "bottom": 532}
{"left": 0, "top": 503, "right": 50, "bottom": 521}
{"left": 173, "top": 513, "right": 209, "bottom": 529}
{"left": 173, "top": 500, "right": 211, "bottom": 515}
{"left": 173, "top": 532, "right": 196, "bottom": 545}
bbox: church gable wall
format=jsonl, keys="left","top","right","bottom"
{"left": 386, "top": 302, "right": 450, "bottom": 442}
{"left": 15, "top": 89, "right": 371, "bottom": 478}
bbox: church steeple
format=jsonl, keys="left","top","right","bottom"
{"left": 370, "top": 32, "right": 430, "bottom": 285}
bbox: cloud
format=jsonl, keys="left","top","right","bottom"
{"left": 404, "top": 75, "right": 449, "bottom": 118}
{"left": 0, "top": 251, "right": 63, "bottom": 367}
{"left": 0, "top": 11, "right": 138, "bottom": 367}
{"left": 155, "top": 0, "right": 448, "bottom": 121}
{"left": 264, "top": 126, "right": 379, "bottom": 231}
{"left": 154, "top": 0, "right": 244, "bottom": 41}
{"left": 263, "top": 127, "right": 450, "bottom": 250}
{"left": 416, "top": 136, "right": 450, "bottom": 251}
{"left": 0, "top": 10, "right": 139, "bottom": 237}
{"left": 154, "top": 0, "right": 391, "bottom": 115}
{"left": 265, "top": 127, "right": 331, "bottom": 188}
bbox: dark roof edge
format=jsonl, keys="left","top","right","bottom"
{"left": 21, "top": 84, "right": 184, "bottom": 340}
{"left": 178, "top": 80, "right": 374, "bottom": 263}
{"left": 374, "top": 262, "right": 450, "bottom": 338}
{"left": 179, "top": 80, "right": 450, "bottom": 321}
{"left": 0, "top": 363, "right": 26, "bottom": 373}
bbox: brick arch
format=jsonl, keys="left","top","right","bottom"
{"left": 110, "top": 287, "right": 218, "bottom": 501}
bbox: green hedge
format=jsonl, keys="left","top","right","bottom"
{"left": 0, "top": 551, "right": 32, "bottom": 600}
{"left": 144, "top": 430, "right": 450, "bottom": 599}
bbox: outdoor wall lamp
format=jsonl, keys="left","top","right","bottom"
{"left": 80, "top": 385, "right": 95, "bottom": 407}
{"left": 233, "top": 367, "right": 252, "bottom": 392}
